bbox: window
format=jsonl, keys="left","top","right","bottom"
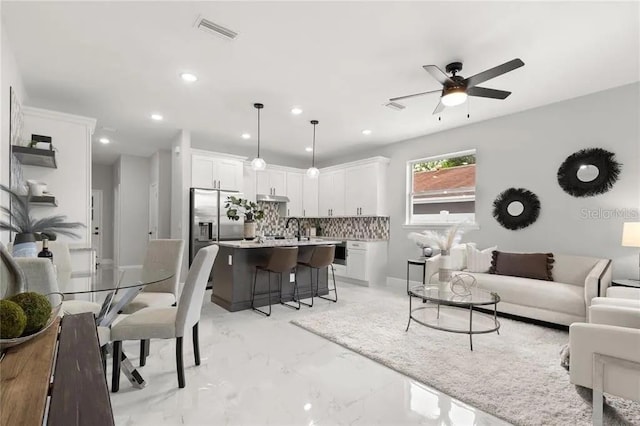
{"left": 406, "top": 149, "right": 476, "bottom": 225}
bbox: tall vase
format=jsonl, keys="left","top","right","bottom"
{"left": 12, "top": 233, "right": 37, "bottom": 258}
{"left": 243, "top": 221, "right": 257, "bottom": 240}
{"left": 438, "top": 249, "right": 452, "bottom": 284}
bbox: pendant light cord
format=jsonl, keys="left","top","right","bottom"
{"left": 312, "top": 123, "right": 316, "bottom": 167}
{"left": 257, "top": 107, "right": 261, "bottom": 158}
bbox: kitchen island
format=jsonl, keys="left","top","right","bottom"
{"left": 210, "top": 239, "right": 342, "bottom": 311}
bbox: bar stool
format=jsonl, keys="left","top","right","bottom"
{"left": 251, "top": 246, "right": 301, "bottom": 316}
{"left": 298, "top": 245, "right": 338, "bottom": 307}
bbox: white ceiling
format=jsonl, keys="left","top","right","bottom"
{"left": 3, "top": 1, "right": 639, "bottom": 166}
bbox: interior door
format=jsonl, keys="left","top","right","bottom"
{"left": 91, "top": 190, "right": 103, "bottom": 265}
{"left": 148, "top": 183, "right": 159, "bottom": 240}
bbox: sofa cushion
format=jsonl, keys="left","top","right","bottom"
{"left": 552, "top": 254, "right": 601, "bottom": 286}
{"left": 466, "top": 243, "right": 497, "bottom": 273}
{"left": 489, "top": 251, "right": 554, "bottom": 281}
{"left": 466, "top": 272, "right": 585, "bottom": 317}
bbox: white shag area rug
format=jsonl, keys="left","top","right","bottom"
{"left": 291, "top": 295, "right": 640, "bottom": 426}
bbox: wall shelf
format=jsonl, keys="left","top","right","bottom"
{"left": 11, "top": 145, "right": 57, "bottom": 168}
{"left": 26, "top": 195, "right": 58, "bottom": 207}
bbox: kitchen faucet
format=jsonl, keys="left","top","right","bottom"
{"left": 285, "top": 217, "right": 301, "bottom": 241}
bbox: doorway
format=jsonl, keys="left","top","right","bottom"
{"left": 91, "top": 189, "right": 103, "bottom": 265}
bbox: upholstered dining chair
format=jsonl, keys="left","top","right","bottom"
{"left": 109, "top": 244, "right": 218, "bottom": 391}
{"left": 120, "top": 239, "right": 185, "bottom": 314}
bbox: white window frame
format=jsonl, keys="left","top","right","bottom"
{"left": 405, "top": 149, "right": 476, "bottom": 227}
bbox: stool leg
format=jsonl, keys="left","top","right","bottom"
{"left": 280, "top": 270, "right": 301, "bottom": 310}
{"left": 140, "top": 339, "right": 148, "bottom": 366}
{"left": 318, "top": 265, "right": 338, "bottom": 302}
{"left": 252, "top": 268, "right": 271, "bottom": 317}
{"left": 112, "top": 341, "right": 122, "bottom": 392}
{"left": 299, "top": 265, "right": 313, "bottom": 307}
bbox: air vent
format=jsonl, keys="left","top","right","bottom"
{"left": 385, "top": 102, "right": 406, "bottom": 111}
{"left": 194, "top": 16, "right": 238, "bottom": 40}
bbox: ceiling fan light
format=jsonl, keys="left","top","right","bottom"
{"left": 251, "top": 157, "right": 266, "bottom": 171}
{"left": 306, "top": 167, "right": 320, "bottom": 179}
{"left": 441, "top": 90, "right": 468, "bottom": 107}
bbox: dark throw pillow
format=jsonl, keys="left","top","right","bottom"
{"left": 489, "top": 251, "right": 554, "bottom": 281}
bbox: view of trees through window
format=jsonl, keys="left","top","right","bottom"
{"left": 412, "top": 155, "right": 476, "bottom": 172}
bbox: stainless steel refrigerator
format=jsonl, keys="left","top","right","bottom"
{"left": 189, "top": 188, "right": 244, "bottom": 266}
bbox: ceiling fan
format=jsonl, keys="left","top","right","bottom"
{"left": 390, "top": 58, "right": 525, "bottom": 114}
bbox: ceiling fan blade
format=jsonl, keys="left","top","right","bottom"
{"left": 466, "top": 86, "right": 512, "bottom": 100}
{"left": 389, "top": 89, "right": 441, "bottom": 102}
{"left": 464, "top": 58, "right": 524, "bottom": 89}
{"left": 423, "top": 65, "right": 454, "bottom": 86}
{"left": 432, "top": 100, "right": 446, "bottom": 115}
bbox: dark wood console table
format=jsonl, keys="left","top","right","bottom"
{"left": 0, "top": 312, "right": 114, "bottom": 425}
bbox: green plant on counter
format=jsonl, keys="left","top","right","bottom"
{"left": 225, "top": 196, "right": 264, "bottom": 223}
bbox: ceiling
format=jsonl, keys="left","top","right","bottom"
{"left": 3, "top": 1, "right": 639, "bottom": 166}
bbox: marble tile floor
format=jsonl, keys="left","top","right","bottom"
{"left": 110, "top": 282, "right": 511, "bottom": 426}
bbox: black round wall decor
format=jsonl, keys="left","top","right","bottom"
{"left": 557, "top": 148, "right": 621, "bottom": 197}
{"left": 492, "top": 188, "right": 541, "bottom": 230}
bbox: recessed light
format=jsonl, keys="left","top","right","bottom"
{"left": 241, "top": 133, "right": 251, "bottom": 139}
{"left": 305, "top": 147, "right": 313, "bottom": 152}
{"left": 362, "top": 129, "right": 372, "bottom": 135}
{"left": 151, "top": 113, "right": 163, "bottom": 121}
{"left": 291, "top": 107, "right": 303, "bottom": 115}
{"left": 99, "top": 137, "right": 110, "bottom": 144}
{"left": 180, "top": 72, "right": 198, "bottom": 83}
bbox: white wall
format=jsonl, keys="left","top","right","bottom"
{"left": 324, "top": 83, "right": 640, "bottom": 281}
{"left": 92, "top": 163, "right": 114, "bottom": 261}
{"left": 20, "top": 107, "right": 95, "bottom": 245}
{"left": 114, "top": 155, "right": 150, "bottom": 267}
{"left": 1, "top": 24, "right": 27, "bottom": 243}
{"left": 150, "top": 150, "right": 171, "bottom": 238}
{"left": 171, "top": 130, "right": 191, "bottom": 281}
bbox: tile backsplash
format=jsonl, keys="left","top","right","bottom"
{"left": 257, "top": 202, "right": 390, "bottom": 240}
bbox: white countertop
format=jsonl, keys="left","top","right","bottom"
{"left": 219, "top": 239, "right": 344, "bottom": 249}
{"left": 314, "top": 236, "right": 389, "bottom": 242}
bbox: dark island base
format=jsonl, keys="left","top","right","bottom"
{"left": 211, "top": 245, "right": 329, "bottom": 312}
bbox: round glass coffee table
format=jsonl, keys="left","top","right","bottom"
{"left": 406, "top": 285, "right": 501, "bottom": 350}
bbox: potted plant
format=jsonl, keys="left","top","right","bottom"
{"left": 0, "top": 184, "right": 84, "bottom": 257}
{"left": 225, "top": 196, "right": 264, "bottom": 240}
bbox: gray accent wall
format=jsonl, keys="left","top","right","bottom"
{"left": 323, "top": 83, "right": 640, "bottom": 280}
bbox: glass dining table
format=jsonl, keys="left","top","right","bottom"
{"left": 57, "top": 266, "right": 175, "bottom": 389}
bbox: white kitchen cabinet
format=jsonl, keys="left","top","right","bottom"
{"left": 333, "top": 240, "right": 388, "bottom": 286}
{"left": 345, "top": 162, "right": 380, "bottom": 216}
{"left": 318, "top": 169, "right": 345, "bottom": 217}
{"left": 191, "top": 153, "right": 243, "bottom": 191}
{"left": 286, "top": 172, "right": 303, "bottom": 217}
{"left": 243, "top": 165, "right": 257, "bottom": 202}
{"left": 256, "top": 168, "right": 287, "bottom": 196}
{"left": 302, "top": 175, "right": 319, "bottom": 217}
{"left": 346, "top": 247, "right": 367, "bottom": 281}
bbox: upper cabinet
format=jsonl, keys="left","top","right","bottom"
{"left": 191, "top": 152, "right": 244, "bottom": 191}
{"left": 344, "top": 161, "right": 387, "bottom": 216}
{"left": 318, "top": 169, "right": 345, "bottom": 217}
{"left": 285, "top": 172, "right": 303, "bottom": 217}
{"left": 256, "top": 168, "right": 287, "bottom": 196}
{"left": 319, "top": 157, "right": 389, "bottom": 217}
{"left": 302, "top": 175, "right": 319, "bottom": 217}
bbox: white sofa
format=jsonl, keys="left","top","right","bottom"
{"left": 425, "top": 244, "right": 612, "bottom": 326}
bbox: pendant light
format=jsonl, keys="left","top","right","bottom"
{"left": 306, "top": 120, "right": 320, "bottom": 178}
{"left": 250, "top": 103, "right": 267, "bottom": 171}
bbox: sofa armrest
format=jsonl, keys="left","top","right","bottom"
{"left": 584, "top": 259, "right": 612, "bottom": 306}
{"left": 569, "top": 323, "right": 640, "bottom": 401}
{"left": 590, "top": 304, "right": 640, "bottom": 329}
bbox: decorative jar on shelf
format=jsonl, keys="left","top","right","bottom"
{"left": 12, "top": 233, "right": 37, "bottom": 258}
